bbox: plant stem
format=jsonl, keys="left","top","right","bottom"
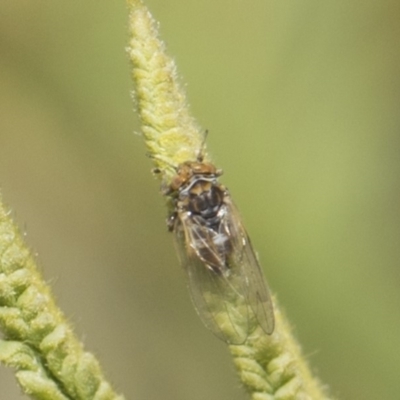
{"left": 126, "top": 1, "right": 333, "bottom": 399}
{"left": 0, "top": 199, "right": 124, "bottom": 400}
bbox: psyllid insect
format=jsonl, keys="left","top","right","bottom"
{"left": 162, "top": 151, "right": 275, "bottom": 344}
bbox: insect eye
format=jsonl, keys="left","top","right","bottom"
{"left": 170, "top": 176, "right": 184, "bottom": 191}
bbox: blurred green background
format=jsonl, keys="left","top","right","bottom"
{"left": 1, "top": 1, "right": 399, "bottom": 399}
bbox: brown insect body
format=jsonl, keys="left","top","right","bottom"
{"left": 168, "top": 161, "right": 231, "bottom": 273}
{"left": 166, "top": 159, "right": 274, "bottom": 344}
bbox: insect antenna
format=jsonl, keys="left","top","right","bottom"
{"left": 146, "top": 152, "right": 179, "bottom": 173}
{"left": 197, "top": 129, "right": 209, "bottom": 162}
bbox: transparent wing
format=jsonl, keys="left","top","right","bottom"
{"left": 224, "top": 197, "right": 275, "bottom": 335}
{"left": 173, "top": 215, "right": 250, "bottom": 344}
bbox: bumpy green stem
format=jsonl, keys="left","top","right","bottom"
{"left": 127, "top": 0, "right": 206, "bottom": 179}
{"left": 0, "top": 200, "right": 124, "bottom": 400}
{"left": 229, "top": 304, "right": 331, "bottom": 399}
{"left": 127, "top": 1, "right": 332, "bottom": 399}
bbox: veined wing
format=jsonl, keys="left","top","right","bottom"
{"left": 224, "top": 197, "right": 275, "bottom": 335}
{"left": 173, "top": 213, "right": 250, "bottom": 344}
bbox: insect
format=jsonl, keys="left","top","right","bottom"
{"left": 163, "top": 152, "right": 275, "bottom": 344}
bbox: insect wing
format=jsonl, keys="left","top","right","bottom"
{"left": 225, "top": 198, "right": 275, "bottom": 335}
{"left": 173, "top": 213, "right": 250, "bottom": 344}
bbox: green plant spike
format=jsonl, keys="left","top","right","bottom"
{"left": 126, "top": 0, "right": 333, "bottom": 399}
{"left": 0, "top": 199, "right": 124, "bottom": 400}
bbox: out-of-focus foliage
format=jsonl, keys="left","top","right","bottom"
{"left": 0, "top": 1, "right": 399, "bottom": 400}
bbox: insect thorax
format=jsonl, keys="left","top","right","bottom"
{"left": 179, "top": 176, "right": 225, "bottom": 222}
